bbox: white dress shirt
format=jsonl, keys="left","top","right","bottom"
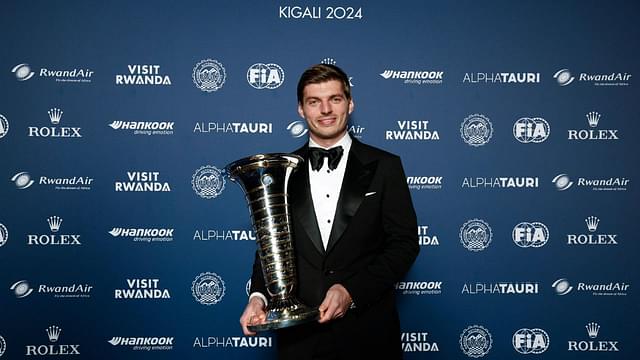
{"left": 308, "top": 133, "right": 352, "bottom": 249}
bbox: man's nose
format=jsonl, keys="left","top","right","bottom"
{"left": 320, "top": 101, "right": 332, "bottom": 114}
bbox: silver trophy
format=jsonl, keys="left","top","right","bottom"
{"left": 226, "top": 153, "right": 319, "bottom": 331}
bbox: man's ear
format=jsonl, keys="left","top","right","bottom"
{"left": 297, "top": 103, "right": 305, "bottom": 119}
{"left": 348, "top": 99, "right": 354, "bottom": 115}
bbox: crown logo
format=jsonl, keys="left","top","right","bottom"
{"left": 585, "top": 216, "right": 600, "bottom": 232}
{"left": 321, "top": 57, "right": 337, "bottom": 65}
{"left": 48, "top": 108, "right": 63, "bottom": 125}
{"left": 46, "top": 325, "right": 62, "bottom": 342}
{"left": 586, "top": 322, "right": 600, "bottom": 338}
{"left": 47, "top": 216, "right": 63, "bottom": 232}
{"left": 586, "top": 111, "right": 600, "bottom": 128}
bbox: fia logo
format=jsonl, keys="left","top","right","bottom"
{"left": 512, "top": 328, "right": 549, "bottom": 354}
{"left": 512, "top": 222, "right": 549, "bottom": 248}
{"left": 247, "top": 63, "right": 284, "bottom": 89}
{"left": 0, "top": 114, "right": 8, "bottom": 139}
{"left": 513, "top": 117, "right": 550, "bottom": 143}
{"left": 0, "top": 223, "right": 8, "bottom": 247}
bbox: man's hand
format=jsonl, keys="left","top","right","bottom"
{"left": 240, "top": 296, "right": 267, "bottom": 336}
{"left": 318, "top": 284, "right": 352, "bottom": 324}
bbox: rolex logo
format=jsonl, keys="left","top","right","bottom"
{"left": 586, "top": 322, "right": 600, "bottom": 338}
{"left": 585, "top": 216, "right": 600, "bottom": 232}
{"left": 47, "top": 216, "right": 63, "bottom": 232}
{"left": 48, "top": 108, "right": 63, "bottom": 125}
{"left": 321, "top": 57, "right": 337, "bottom": 66}
{"left": 46, "top": 325, "right": 62, "bottom": 342}
{"left": 586, "top": 111, "right": 600, "bottom": 128}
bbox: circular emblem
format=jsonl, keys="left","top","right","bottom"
{"left": 461, "top": 114, "right": 493, "bottom": 146}
{"left": 552, "top": 278, "right": 573, "bottom": 295}
{"left": 0, "top": 223, "right": 7, "bottom": 247}
{"left": 12, "top": 63, "right": 35, "bottom": 81}
{"left": 192, "top": 165, "right": 225, "bottom": 199}
{"left": 0, "top": 114, "right": 8, "bottom": 139}
{"left": 460, "top": 219, "right": 492, "bottom": 252}
{"left": 554, "top": 68, "right": 575, "bottom": 86}
{"left": 261, "top": 174, "right": 274, "bottom": 187}
{"left": 0, "top": 335, "right": 6, "bottom": 357}
{"left": 460, "top": 325, "right": 492, "bottom": 358}
{"left": 10, "top": 280, "right": 33, "bottom": 298}
{"left": 192, "top": 272, "right": 226, "bottom": 305}
{"left": 287, "top": 120, "right": 308, "bottom": 138}
{"left": 513, "top": 117, "right": 550, "bottom": 143}
{"left": 11, "top": 172, "right": 34, "bottom": 189}
{"left": 192, "top": 59, "right": 226, "bottom": 92}
{"left": 512, "top": 222, "right": 549, "bottom": 248}
{"left": 512, "top": 328, "right": 549, "bottom": 354}
{"left": 552, "top": 174, "right": 573, "bottom": 191}
{"left": 247, "top": 63, "right": 285, "bottom": 89}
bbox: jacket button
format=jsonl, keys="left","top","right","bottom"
{"left": 324, "top": 270, "right": 335, "bottom": 276}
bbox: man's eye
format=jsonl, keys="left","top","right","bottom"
{"left": 331, "top": 97, "right": 344, "bottom": 104}
{"left": 308, "top": 100, "right": 318, "bottom": 106}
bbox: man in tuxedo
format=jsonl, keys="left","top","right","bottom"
{"left": 240, "top": 64, "right": 419, "bottom": 359}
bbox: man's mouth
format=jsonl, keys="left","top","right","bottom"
{"left": 317, "top": 117, "right": 336, "bottom": 125}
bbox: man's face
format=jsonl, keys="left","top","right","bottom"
{"left": 298, "top": 79, "right": 354, "bottom": 147}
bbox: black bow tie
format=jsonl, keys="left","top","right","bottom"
{"left": 309, "top": 146, "right": 344, "bottom": 171}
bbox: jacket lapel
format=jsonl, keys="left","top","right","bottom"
{"left": 326, "top": 140, "right": 377, "bottom": 254}
{"left": 290, "top": 146, "right": 325, "bottom": 255}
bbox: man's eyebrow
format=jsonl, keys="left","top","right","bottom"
{"left": 306, "top": 94, "right": 344, "bottom": 99}
{"left": 304, "top": 93, "right": 345, "bottom": 102}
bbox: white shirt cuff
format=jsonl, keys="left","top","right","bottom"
{"left": 249, "top": 292, "right": 268, "bottom": 307}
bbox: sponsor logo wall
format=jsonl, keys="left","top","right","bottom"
{"left": 2, "top": 1, "right": 636, "bottom": 359}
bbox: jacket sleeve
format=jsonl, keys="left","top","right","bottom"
{"left": 342, "top": 155, "right": 420, "bottom": 307}
{"left": 249, "top": 250, "right": 268, "bottom": 298}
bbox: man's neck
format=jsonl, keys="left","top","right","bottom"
{"left": 309, "top": 131, "right": 348, "bottom": 149}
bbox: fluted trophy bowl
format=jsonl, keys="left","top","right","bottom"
{"left": 226, "top": 153, "right": 319, "bottom": 331}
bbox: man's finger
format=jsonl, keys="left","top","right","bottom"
{"left": 319, "top": 301, "right": 338, "bottom": 323}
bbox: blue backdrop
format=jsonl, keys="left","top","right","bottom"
{"left": 1, "top": 0, "right": 638, "bottom": 358}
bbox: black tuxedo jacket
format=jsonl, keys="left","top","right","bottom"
{"left": 250, "top": 139, "right": 419, "bottom": 359}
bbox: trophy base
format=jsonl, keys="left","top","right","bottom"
{"left": 248, "top": 301, "right": 319, "bottom": 332}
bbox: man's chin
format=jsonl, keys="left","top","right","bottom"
{"left": 310, "top": 131, "right": 347, "bottom": 144}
